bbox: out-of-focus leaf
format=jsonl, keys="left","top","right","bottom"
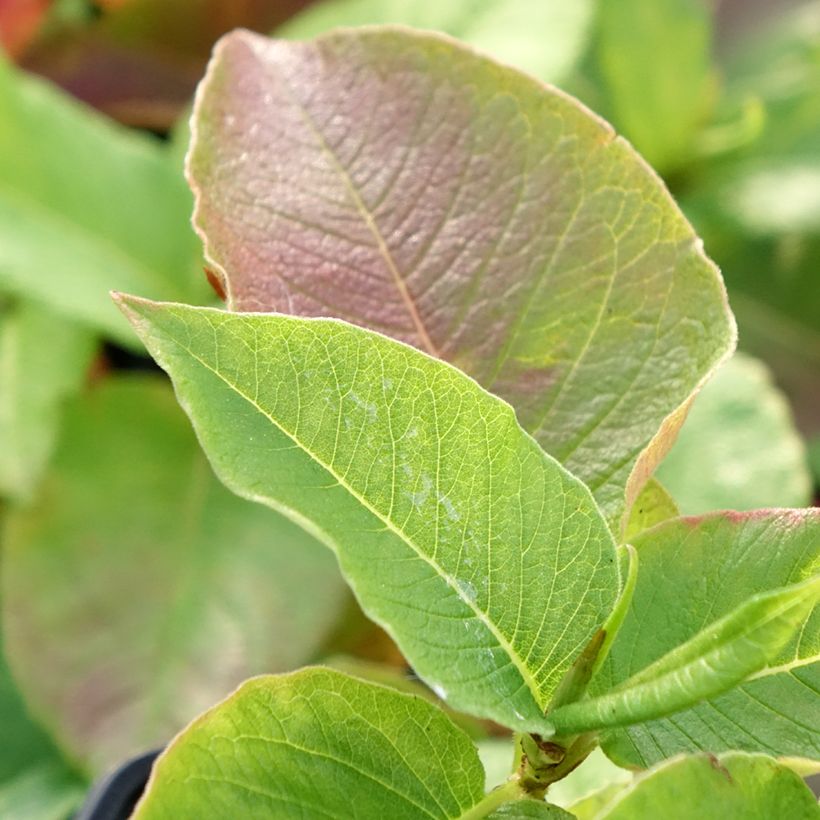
{"left": 0, "top": 763, "right": 85, "bottom": 820}
{"left": 545, "top": 748, "right": 631, "bottom": 810}
{"left": 680, "top": 3, "right": 820, "bottom": 434}
{"left": 0, "top": 55, "right": 207, "bottom": 346}
{"left": 133, "top": 669, "right": 488, "bottom": 819}
{"left": 0, "top": 633, "right": 68, "bottom": 784}
{"left": 188, "top": 28, "right": 735, "bottom": 528}
{"left": 117, "top": 297, "right": 620, "bottom": 735}
{"left": 2, "top": 376, "right": 347, "bottom": 773}
{"left": 596, "top": 510, "right": 820, "bottom": 767}
{"left": 477, "top": 738, "right": 515, "bottom": 792}
{"left": 682, "top": 217, "right": 820, "bottom": 435}
{"left": 278, "top": 0, "right": 595, "bottom": 84}
{"left": 658, "top": 353, "right": 812, "bottom": 513}
{"left": 20, "top": 0, "right": 311, "bottom": 128}
{"left": 723, "top": 163, "right": 820, "bottom": 235}
{"left": 0, "top": 298, "right": 94, "bottom": 501}
{"left": 623, "top": 479, "right": 678, "bottom": 542}
{"left": 594, "top": 0, "right": 715, "bottom": 173}
{"left": 0, "top": 608, "right": 85, "bottom": 819}
{"left": 720, "top": 1, "right": 820, "bottom": 163}
{"left": 592, "top": 752, "right": 819, "bottom": 819}
{"left": 0, "top": 0, "right": 50, "bottom": 57}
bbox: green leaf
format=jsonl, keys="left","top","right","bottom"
{"left": 0, "top": 763, "right": 86, "bottom": 820}
{"left": 546, "top": 575, "right": 820, "bottom": 737}
{"left": 596, "top": 510, "right": 820, "bottom": 767}
{"left": 592, "top": 752, "right": 820, "bottom": 819}
{"left": 487, "top": 801, "right": 573, "bottom": 818}
{"left": 0, "top": 608, "right": 85, "bottom": 819}
{"left": 623, "top": 479, "right": 678, "bottom": 542}
{"left": 187, "top": 27, "right": 735, "bottom": 527}
{"left": 568, "top": 783, "right": 628, "bottom": 820}
{"left": 278, "top": 0, "right": 594, "bottom": 84}
{"left": 116, "top": 297, "right": 621, "bottom": 733}
{"left": 133, "top": 668, "right": 487, "bottom": 819}
{"left": 0, "top": 298, "right": 95, "bottom": 501}
{"left": 657, "top": 353, "right": 812, "bottom": 513}
{"left": 2, "top": 376, "right": 347, "bottom": 773}
{"left": 594, "top": 0, "right": 715, "bottom": 173}
{"left": 0, "top": 55, "right": 207, "bottom": 347}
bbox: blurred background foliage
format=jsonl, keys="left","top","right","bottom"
{"left": 0, "top": 0, "right": 817, "bottom": 815}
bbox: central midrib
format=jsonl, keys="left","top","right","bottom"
{"left": 165, "top": 326, "right": 545, "bottom": 719}
{"left": 275, "top": 67, "right": 441, "bottom": 359}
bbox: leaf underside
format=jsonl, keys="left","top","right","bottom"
{"left": 117, "top": 297, "right": 620, "bottom": 733}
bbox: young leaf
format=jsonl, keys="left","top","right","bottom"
{"left": 0, "top": 298, "right": 95, "bottom": 501}
{"left": 594, "top": 0, "right": 715, "bottom": 173}
{"left": 2, "top": 376, "right": 347, "bottom": 773}
{"left": 595, "top": 510, "right": 820, "bottom": 767}
{"left": 657, "top": 353, "right": 812, "bottom": 513}
{"left": 278, "top": 0, "right": 595, "bottom": 85}
{"left": 0, "top": 55, "right": 206, "bottom": 347}
{"left": 545, "top": 576, "right": 820, "bottom": 737}
{"left": 187, "top": 28, "right": 735, "bottom": 526}
{"left": 116, "top": 297, "right": 621, "bottom": 733}
{"left": 592, "top": 752, "right": 820, "bottom": 819}
{"left": 133, "top": 668, "right": 489, "bottom": 819}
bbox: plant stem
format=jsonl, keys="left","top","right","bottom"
{"left": 459, "top": 777, "right": 526, "bottom": 819}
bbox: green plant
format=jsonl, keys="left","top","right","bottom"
{"left": 93, "top": 27, "right": 817, "bottom": 817}
{"left": 1, "top": 2, "right": 818, "bottom": 817}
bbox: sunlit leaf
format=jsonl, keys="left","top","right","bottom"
{"left": 187, "top": 27, "right": 735, "bottom": 527}
{"left": 2, "top": 376, "right": 347, "bottom": 773}
{"left": 133, "top": 668, "right": 487, "bottom": 819}
{"left": 117, "top": 297, "right": 620, "bottom": 733}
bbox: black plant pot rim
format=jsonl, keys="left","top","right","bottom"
{"left": 74, "top": 749, "right": 162, "bottom": 820}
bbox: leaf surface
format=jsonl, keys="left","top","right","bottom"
{"left": 187, "top": 27, "right": 735, "bottom": 526}
{"left": 117, "top": 297, "right": 620, "bottom": 732}
{"left": 133, "top": 668, "right": 486, "bottom": 819}
{"left": 593, "top": 752, "right": 819, "bottom": 819}
{"left": 596, "top": 510, "right": 820, "bottom": 767}
{"left": 0, "top": 299, "right": 95, "bottom": 501}
{"left": 658, "top": 353, "right": 812, "bottom": 513}
{"left": 547, "top": 576, "right": 819, "bottom": 736}
{"left": 2, "top": 376, "right": 347, "bottom": 773}
{"left": 278, "top": 0, "right": 594, "bottom": 84}
{"left": 0, "top": 56, "right": 207, "bottom": 346}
